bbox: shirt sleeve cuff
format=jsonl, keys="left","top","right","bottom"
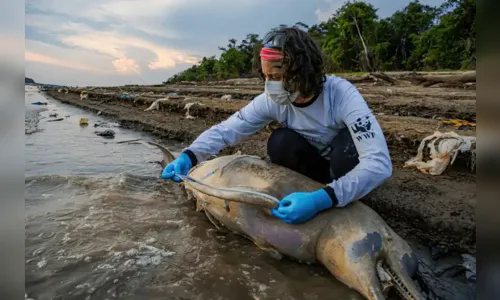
{"left": 322, "top": 186, "right": 339, "bottom": 207}
{"left": 183, "top": 149, "right": 198, "bottom": 167}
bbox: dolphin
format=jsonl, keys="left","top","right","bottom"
{"left": 145, "top": 141, "right": 424, "bottom": 300}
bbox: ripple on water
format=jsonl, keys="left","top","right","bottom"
{"left": 25, "top": 172, "right": 188, "bottom": 299}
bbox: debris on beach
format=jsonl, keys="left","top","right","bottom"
{"left": 120, "top": 93, "right": 137, "bottom": 99}
{"left": 144, "top": 97, "right": 169, "bottom": 112}
{"left": 31, "top": 101, "right": 48, "bottom": 105}
{"left": 49, "top": 113, "right": 58, "bottom": 118}
{"left": 434, "top": 253, "right": 476, "bottom": 284}
{"left": 79, "top": 118, "right": 89, "bottom": 126}
{"left": 441, "top": 119, "right": 476, "bottom": 131}
{"left": 80, "top": 91, "right": 88, "bottom": 100}
{"left": 95, "top": 129, "right": 116, "bottom": 138}
{"left": 184, "top": 102, "right": 201, "bottom": 120}
{"left": 47, "top": 118, "right": 64, "bottom": 122}
{"left": 221, "top": 94, "right": 232, "bottom": 101}
{"left": 93, "top": 121, "right": 119, "bottom": 128}
{"left": 404, "top": 131, "right": 476, "bottom": 175}
{"left": 461, "top": 254, "right": 476, "bottom": 283}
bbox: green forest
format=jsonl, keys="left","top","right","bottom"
{"left": 164, "top": 0, "right": 475, "bottom": 84}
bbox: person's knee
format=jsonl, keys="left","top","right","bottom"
{"left": 267, "top": 127, "right": 332, "bottom": 183}
{"left": 267, "top": 128, "right": 308, "bottom": 163}
{"left": 268, "top": 128, "right": 298, "bottom": 155}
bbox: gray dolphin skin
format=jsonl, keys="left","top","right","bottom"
{"left": 146, "top": 141, "right": 424, "bottom": 300}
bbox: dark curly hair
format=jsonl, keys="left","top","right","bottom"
{"left": 254, "top": 26, "right": 326, "bottom": 98}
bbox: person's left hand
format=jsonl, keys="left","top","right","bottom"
{"left": 271, "top": 189, "right": 333, "bottom": 224}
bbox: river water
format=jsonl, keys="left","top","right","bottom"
{"left": 25, "top": 85, "right": 475, "bottom": 300}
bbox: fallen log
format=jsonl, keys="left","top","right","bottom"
{"left": 369, "top": 71, "right": 400, "bottom": 85}
{"left": 413, "top": 71, "right": 476, "bottom": 87}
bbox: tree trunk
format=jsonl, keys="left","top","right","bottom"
{"left": 352, "top": 12, "right": 373, "bottom": 72}
{"left": 412, "top": 71, "right": 476, "bottom": 85}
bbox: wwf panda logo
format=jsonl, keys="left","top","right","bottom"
{"left": 351, "top": 116, "right": 372, "bottom": 134}
{"left": 351, "top": 116, "right": 375, "bottom": 141}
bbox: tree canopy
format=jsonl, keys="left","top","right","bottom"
{"left": 165, "top": 0, "right": 475, "bottom": 84}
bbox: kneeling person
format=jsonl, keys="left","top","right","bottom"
{"left": 162, "top": 26, "right": 392, "bottom": 224}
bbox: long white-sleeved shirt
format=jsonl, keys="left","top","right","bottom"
{"left": 183, "top": 75, "right": 392, "bottom": 207}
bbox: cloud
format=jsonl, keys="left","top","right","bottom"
{"left": 24, "top": 0, "right": 447, "bottom": 86}
{"left": 60, "top": 32, "right": 200, "bottom": 72}
{"left": 25, "top": 0, "right": 202, "bottom": 78}
{"left": 112, "top": 57, "right": 140, "bottom": 74}
{"left": 25, "top": 39, "right": 115, "bottom": 73}
{"left": 315, "top": 0, "right": 345, "bottom": 22}
{"left": 25, "top": 51, "right": 110, "bottom": 73}
{"left": 25, "top": 0, "right": 316, "bottom": 85}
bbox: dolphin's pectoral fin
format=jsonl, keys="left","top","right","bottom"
{"left": 195, "top": 200, "right": 206, "bottom": 212}
{"left": 267, "top": 249, "right": 283, "bottom": 260}
{"left": 252, "top": 237, "right": 283, "bottom": 260}
{"left": 205, "top": 210, "right": 223, "bottom": 231}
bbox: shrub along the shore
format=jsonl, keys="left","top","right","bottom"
{"left": 165, "top": 0, "right": 475, "bottom": 84}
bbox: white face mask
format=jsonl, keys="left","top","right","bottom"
{"left": 264, "top": 80, "right": 299, "bottom": 105}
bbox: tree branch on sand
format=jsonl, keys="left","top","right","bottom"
{"left": 412, "top": 71, "right": 476, "bottom": 87}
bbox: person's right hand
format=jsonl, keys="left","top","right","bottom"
{"left": 161, "top": 153, "right": 193, "bottom": 182}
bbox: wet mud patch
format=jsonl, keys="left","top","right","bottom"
{"left": 364, "top": 169, "right": 476, "bottom": 253}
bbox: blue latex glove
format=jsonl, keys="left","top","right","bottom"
{"left": 271, "top": 189, "right": 333, "bottom": 224}
{"left": 161, "top": 153, "right": 193, "bottom": 182}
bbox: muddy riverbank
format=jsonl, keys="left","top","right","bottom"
{"left": 45, "top": 83, "right": 476, "bottom": 256}
{"left": 25, "top": 84, "right": 476, "bottom": 300}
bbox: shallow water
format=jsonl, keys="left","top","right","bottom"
{"left": 25, "top": 86, "right": 475, "bottom": 300}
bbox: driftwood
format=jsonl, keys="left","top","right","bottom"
{"left": 353, "top": 71, "right": 475, "bottom": 88}
{"left": 369, "top": 72, "right": 401, "bottom": 85}
{"left": 412, "top": 71, "right": 476, "bottom": 87}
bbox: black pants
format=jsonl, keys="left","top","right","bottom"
{"left": 267, "top": 128, "right": 360, "bottom": 184}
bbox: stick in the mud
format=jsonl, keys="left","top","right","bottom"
{"left": 116, "top": 139, "right": 143, "bottom": 144}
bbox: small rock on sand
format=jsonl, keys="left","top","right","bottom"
{"left": 94, "top": 130, "right": 115, "bottom": 138}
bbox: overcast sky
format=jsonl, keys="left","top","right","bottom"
{"left": 24, "top": 0, "right": 444, "bottom": 86}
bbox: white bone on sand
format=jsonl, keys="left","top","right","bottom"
{"left": 144, "top": 97, "right": 169, "bottom": 112}
{"left": 221, "top": 94, "right": 232, "bottom": 101}
{"left": 184, "top": 102, "right": 202, "bottom": 119}
{"left": 404, "top": 131, "right": 476, "bottom": 175}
